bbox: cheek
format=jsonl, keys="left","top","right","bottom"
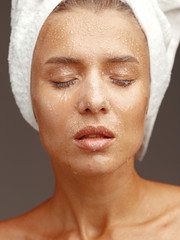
{"left": 32, "top": 85, "right": 73, "bottom": 152}
{"left": 114, "top": 83, "right": 149, "bottom": 154}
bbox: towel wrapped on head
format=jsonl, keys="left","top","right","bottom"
{"left": 9, "top": 0, "right": 180, "bottom": 160}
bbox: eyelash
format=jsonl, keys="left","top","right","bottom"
{"left": 111, "top": 78, "right": 133, "bottom": 87}
{"left": 52, "top": 78, "right": 133, "bottom": 89}
{"left": 53, "top": 79, "right": 76, "bottom": 88}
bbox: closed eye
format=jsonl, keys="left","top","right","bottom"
{"left": 52, "top": 77, "right": 133, "bottom": 88}
{"left": 53, "top": 79, "right": 77, "bottom": 88}
{"left": 111, "top": 78, "right": 134, "bottom": 87}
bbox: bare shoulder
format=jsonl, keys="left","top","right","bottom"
{"left": 147, "top": 180, "right": 180, "bottom": 204}
{"left": 156, "top": 182, "right": 180, "bottom": 222}
{"left": 0, "top": 218, "right": 27, "bottom": 240}
{"left": 0, "top": 199, "right": 51, "bottom": 240}
{"left": 143, "top": 180, "right": 180, "bottom": 234}
{"left": 0, "top": 216, "right": 42, "bottom": 240}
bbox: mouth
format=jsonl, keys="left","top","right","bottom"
{"left": 73, "top": 126, "right": 115, "bottom": 151}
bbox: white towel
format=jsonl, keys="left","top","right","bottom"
{"left": 9, "top": 0, "right": 180, "bottom": 160}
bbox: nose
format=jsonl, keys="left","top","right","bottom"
{"left": 77, "top": 72, "right": 110, "bottom": 114}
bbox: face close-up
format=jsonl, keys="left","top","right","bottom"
{"left": 31, "top": 7, "right": 150, "bottom": 176}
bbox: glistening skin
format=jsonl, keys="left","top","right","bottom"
{"left": 31, "top": 9, "right": 150, "bottom": 176}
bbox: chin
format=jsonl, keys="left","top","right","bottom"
{"left": 56, "top": 151, "right": 133, "bottom": 177}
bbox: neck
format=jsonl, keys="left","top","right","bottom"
{"left": 49, "top": 158, "right": 143, "bottom": 238}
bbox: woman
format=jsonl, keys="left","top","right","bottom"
{"left": 1, "top": 0, "right": 180, "bottom": 238}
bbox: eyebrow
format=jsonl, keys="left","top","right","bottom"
{"left": 107, "top": 56, "right": 139, "bottom": 63}
{"left": 45, "top": 57, "right": 80, "bottom": 64}
{"left": 45, "top": 56, "right": 139, "bottom": 65}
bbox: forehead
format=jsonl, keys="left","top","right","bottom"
{"left": 35, "top": 8, "right": 148, "bottom": 62}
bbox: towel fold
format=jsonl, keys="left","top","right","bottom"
{"left": 9, "top": 0, "right": 180, "bottom": 160}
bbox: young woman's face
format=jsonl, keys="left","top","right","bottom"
{"left": 31, "top": 8, "right": 150, "bottom": 176}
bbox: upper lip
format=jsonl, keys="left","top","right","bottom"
{"left": 74, "top": 126, "right": 115, "bottom": 140}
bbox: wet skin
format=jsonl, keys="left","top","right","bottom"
{"left": 31, "top": 8, "right": 150, "bottom": 176}
{"left": 1, "top": 7, "right": 180, "bottom": 240}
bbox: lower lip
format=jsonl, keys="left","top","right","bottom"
{"left": 73, "top": 138, "right": 115, "bottom": 151}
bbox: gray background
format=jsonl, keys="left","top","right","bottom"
{"left": 1, "top": 2, "right": 180, "bottom": 221}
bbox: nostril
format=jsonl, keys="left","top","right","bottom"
{"left": 85, "top": 108, "right": 90, "bottom": 112}
{"left": 77, "top": 100, "right": 108, "bottom": 114}
{"left": 84, "top": 107, "right": 106, "bottom": 113}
